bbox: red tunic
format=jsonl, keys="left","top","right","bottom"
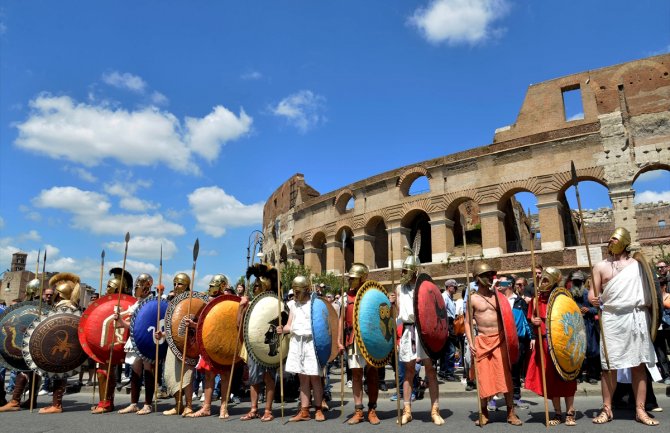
{"left": 525, "top": 292, "right": 577, "bottom": 398}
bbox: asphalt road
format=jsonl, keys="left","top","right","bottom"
{"left": 1, "top": 389, "right": 668, "bottom": 433}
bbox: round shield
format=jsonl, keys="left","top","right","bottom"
{"left": 78, "top": 294, "right": 136, "bottom": 364}
{"left": 547, "top": 287, "right": 587, "bottom": 381}
{"left": 311, "top": 295, "right": 340, "bottom": 368}
{"left": 244, "top": 291, "right": 289, "bottom": 368}
{"left": 497, "top": 290, "right": 520, "bottom": 365}
{"left": 414, "top": 273, "right": 449, "bottom": 359}
{"left": 23, "top": 308, "right": 88, "bottom": 378}
{"left": 129, "top": 296, "right": 169, "bottom": 363}
{"left": 353, "top": 280, "right": 394, "bottom": 368}
{"left": 0, "top": 301, "right": 49, "bottom": 371}
{"left": 197, "top": 294, "right": 242, "bottom": 369}
{"left": 165, "top": 291, "right": 208, "bottom": 366}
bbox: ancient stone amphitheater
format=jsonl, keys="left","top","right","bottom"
{"left": 261, "top": 54, "right": 670, "bottom": 286}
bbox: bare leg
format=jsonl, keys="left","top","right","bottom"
{"left": 403, "top": 360, "right": 416, "bottom": 406}
{"left": 263, "top": 372, "right": 275, "bottom": 412}
{"left": 351, "top": 368, "right": 363, "bottom": 406}
{"left": 310, "top": 375, "right": 324, "bottom": 407}
{"left": 424, "top": 359, "right": 440, "bottom": 406}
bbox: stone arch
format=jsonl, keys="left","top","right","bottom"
{"left": 496, "top": 187, "right": 536, "bottom": 253}
{"left": 632, "top": 162, "right": 670, "bottom": 184}
{"left": 334, "top": 188, "right": 355, "bottom": 214}
{"left": 632, "top": 164, "right": 670, "bottom": 241}
{"left": 365, "top": 215, "right": 389, "bottom": 269}
{"left": 401, "top": 209, "right": 432, "bottom": 264}
{"left": 446, "top": 196, "right": 482, "bottom": 248}
{"left": 397, "top": 166, "right": 432, "bottom": 197}
{"left": 335, "top": 226, "right": 355, "bottom": 272}
{"left": 310, "top": 231, "right": 327, "bottom": 274}
{"left": 293, "top": 238, "right": 305, "bottom": 266}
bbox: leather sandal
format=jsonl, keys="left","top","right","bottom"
{"left": 636, "top": 407, "right": 659, "bottom": 426}
{"left": 548, "top": 413, "right": 563, "bottom": 426}
{"left": 240, "top": 408, "right": 259, "bottom": 421}
{"left": 565, "top": 411, "right": 576, "bottom": 426}
{"left": 260, "top": 409, "right": 274, "bottom": 422}
{"left": 136, "top": 405, "right": 152, "bottom": 415}
{"left": 592, "top": 406, "right": 612, "bottom": 424}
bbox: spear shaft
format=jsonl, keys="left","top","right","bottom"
{"left": 389, "top": 227, "right": 402, "bottom": 426}
{"left": 154, "top": 245, "right": 163, "bottom": 413}
{"left": 528, "top": 210, "right": 550, "bottom": 428}
{"left": 92, "top": 250, "right": 104, "bottom": 405}
{"left": 339, "top": 230, "right": 346, "bottom": 416}
{"left": 30, "top": 249, "right": 47, "bottom": 412}
{"left": 177, "top": 238, "right": 199, "bottom": 415}
{"left": 104, "top": 233, "right": 130, "bottom": 414}
{"left": 570, "top": 161, "right": 610, "bottom": 369}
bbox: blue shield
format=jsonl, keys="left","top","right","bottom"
{"left": 354, "top": 281, "right": 394, "bottom": 367}
{"left": 311, "top": 295, "right": 338, "bottom": 368}
{"left": 130, "top": 296, "right": 169, "bottom": 362}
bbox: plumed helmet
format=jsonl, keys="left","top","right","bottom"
{"left": 402, "top": 253, "right": 419, "bottom": 272}
{"left": 246, "top": 263, "right": 278, "bottom": 296}
{"left": 539, "top": 266, "right": 562, "bottom": 292}
{"left": 472, "top": 262, "right": 494, "bottom": 279}
{"left": 208, "top": 274, "right": 229, "bottom": 296}
{"left": 25, "top": 278, "right": 41, "bottom": 299}
{"left": 108, "top": 268, "right": 133, "bottom": 295}
{"left": 608, "top": 227, "right": 631, "bottom": 255}
{"left": 50, "top": 272, "right": 81, "bottom": 304}
{"left": 291, "top": 275, "right": 311, "bottom": 302}
{"left": 348, "top": 263, "right": 369, "bottom": 279}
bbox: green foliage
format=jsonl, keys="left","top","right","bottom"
{"left": 236, "top": 275, "right": 245, "bottom": 287}
{"left": 278, "top": 261, "right": 345, "bottom": 295}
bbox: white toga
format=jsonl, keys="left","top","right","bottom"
{"left": 600, "top": 261, "right": 657, "bottom": 375}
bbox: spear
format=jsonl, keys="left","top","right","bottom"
{"left": 339, "top": 229, "right": 346, "bottom": 416}
{"left": 29, "top": 249, "right": 46, "bottom": 412}
{"left": 528, "top": 209, "right": 550, "bottom": 428}
{"left": 104, "top": 232, "right": 130, "bottom": 414}
{"left": 389, "top": 227, "right": 402, "bottom": 426}
{"left": 570, "top": 161, "right": 610, "bottom": 369}
{"left": 92, "top": 249, "right": 104, "bottom": 406}
{"left": 275, "top": 220, "right": 285, "bottom": 421}
{"left": 177, "top": 238, "right": 199, "bottom": 414}
{"left": 154, "top": 245, "right": 163, "bottom": 413}
{"left": 461, "top": 215, "right": 483, "bottom": 427}
{"left": 33, "top": 248, "right": 41, "bottom": 288}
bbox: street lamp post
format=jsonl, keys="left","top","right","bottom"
{"left": 246, "top": 230, "right": 265, "bottom": 268}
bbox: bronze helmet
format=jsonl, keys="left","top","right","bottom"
{"left": 208, "top": 274, "right": 229, "bottom": 297}
{"left": 134, "top": 273, "right": 153, "bottom": 298}
{"left": 291, "top": 275, "right": 311, "bottom": 303}
{"left": 49, "top": 272, "right": 81, "bottom": 308}
{"left": 539, "top": 267, "right": 562, "bottom": 292}
{"left": 608, "top": 227, "right": 631, "bottom": 255}
{"left": 472, "top": 262, "right": 495, "bottom": 287}
{"left": 173, "top": 272, "right": 191, "bottom": 295}
{"left": 25, "top": 278, "right": 41, "bottom": 300}
{"left": 107, "top": 268, "right": 133, "bottom": 295}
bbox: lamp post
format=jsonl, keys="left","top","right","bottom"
{"left": 247, "top": 230, "right": 265, "bottom": 268}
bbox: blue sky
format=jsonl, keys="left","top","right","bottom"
{"left": 1, "top": 0, "right": 668, "bottom": 289}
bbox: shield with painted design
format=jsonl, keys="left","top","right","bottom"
{"left": 353, "top": 280, "right": 394, "bottom": 368}
{"left": 78, "top": 293, "right": 136, "bottom": 364}
{"left": 0, "top": 301, "right": 49, "bottom": 371}
{"left": 130, "top": 296, "right": 169, "bottom": 363}
{"left": 165, "top": 291, "right": 208, "bottom": 366}
{"left": 414, "top": 273, "right": 449, "bottom": 359}
{"left": 244, "top": 291, "right": 289, "bottom": 368}
{"left": 496, "top": 290, "right": 519, "bottom": 365}
{"left": 311, "top": 294, "right": 339, "bottom": 368}
{"left": 197, "top": 294, "right": 242, "bottom": 370}
{"left": 633, "top": 252, "right": 662, "bottom": 342}
{"left": 547, "top": 287, "right": 587, "bottom": 381}
{"left": 23, "top": 308, "right": 88, "bottom": 378}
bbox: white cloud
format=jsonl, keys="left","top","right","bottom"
{"left": 635, "top": 190, "right": 670, "bottom": 204}
{"left": 103, "top": 179, "right": 157, "bottom": 211}
{"left": 14, "top": 94, "right": 252, "bottom": 173}
{"left": 270, "top": 90, "right": 326, "bottom": 133}
{"left": 32, "top": 186, "right": 185, "bottom": 237}
{"left": 18, "top": 230, "right": 41, "bottom": 242}
{"left": 64, "top": 165, "right": 98, "bottom": 182}
{"left": 241, "top": 70, "right": 263, "bottom": 80}
{"left": 188, "top": 186, "right": 263, "bottom": 237}
{"left": 104, "top": 259, "right": 159, "bottom": 279}
{"left": 102, "top": 71, "right": 147, "bottom": 93}
{"left": 106, "top": 236, "right": 177, "bottom": 260}
{"left": 567, "top": 112, "right": 584, "bottom": 121}
{"left": 151, "top": 91, "right": 169, "bottom": 106}
{"left": 408, "top": 0, "right": 510, "bottom": 45}
{"left": 185, "top": 106, "right": 253, "bottom": 161}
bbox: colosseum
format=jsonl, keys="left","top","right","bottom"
{"left": 261, "top": 54, "right": 670, "bottom": 287}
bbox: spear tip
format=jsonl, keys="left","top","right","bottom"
{"left": 125, "top": 232, "right": 130, "bottom": 242}
{"left": 193, "top": 238, "right": 200, "bottom": 262}
{"left": 570, "top": 160, "right": 578, "bottom": 185}
{"left": 101, "top": 249, "right": 105, "bottom": 259}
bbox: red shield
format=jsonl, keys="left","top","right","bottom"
{"left": 496, "top": 290, "right": 519, "bottom": 365}
{"left": 78, "top": 294, "right": 136, "bottom": 364}
{"left": 414, "top": 274, "right": 449, "bottom": 359}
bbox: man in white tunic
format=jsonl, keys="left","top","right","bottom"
{"left": 590, "top": 227, "right": 659, "bottom": 426}
{"left": 396, "top": 250, "right": 444, "bottom": 425}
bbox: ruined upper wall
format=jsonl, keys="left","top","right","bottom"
{"left": 263, "top": 173, "right": 320, "bottom": 229}
{"left": 494, "top": 54, "right": 670, "bottom": 143}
